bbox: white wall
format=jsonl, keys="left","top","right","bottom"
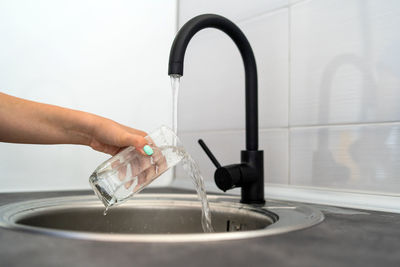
{"left": 175, "top": 0, "right": 400, "bottom": 212}
{"left": 0, "top": 0, "right": 177, "bottom": 192}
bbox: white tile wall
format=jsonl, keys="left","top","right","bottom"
{"left": 0, "top": 143, "right": 107, "bottom": 191}
{"left": 179, "top": 0, "right": 288, "bottom": 26}
{"left": 179, "top": 9, "right": 289, "bottom": 131}
{"left": 0, "top": 0, "right": 177, "bottom": 192}
{"left": 291, "top": 0, "right": 400, "bottom": 126}
{"left": 177, "top": 0, "right": 400, "bottom": 205}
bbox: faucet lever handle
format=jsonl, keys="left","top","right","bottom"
{"left": 198, "top": 139, "right": 221, "bottom": 168}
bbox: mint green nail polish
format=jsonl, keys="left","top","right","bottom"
{"left": 143, "top": 145, "right": 153, "bottom": 156}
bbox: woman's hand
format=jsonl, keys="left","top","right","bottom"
{"left": 88, "top": 116, "right": 149, "bottom": 156}
{"left": 0, "top": 92, "right": 150, "bottom": 155}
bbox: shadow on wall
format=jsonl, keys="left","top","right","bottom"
{"left": 311, "top": 2, "right": 400, "bottom": 191}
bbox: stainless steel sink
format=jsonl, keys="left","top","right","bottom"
{"left": 0, "top": 194, "right": 324, "bottom": 242}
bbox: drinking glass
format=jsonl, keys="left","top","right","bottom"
{"left": 89, "top": 126, "right": 184, "bottom": 208}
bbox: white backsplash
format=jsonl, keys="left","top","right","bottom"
{"left": 179, "top": 0, "right": 289, "bottom": 25}
{"left": 0, "top": 0, "right": 177, "bottom": 192}
{"left": 290, "top": 123, "right": 400, "bottom": 194}
{"left": 291, "top": 0, "right": 400, "bottom": 126}
{"left": 178, "top": 8, "right": 289, "bottom": 131}
{"left": 176, "top": 0, "right": 400, "bottom": 211}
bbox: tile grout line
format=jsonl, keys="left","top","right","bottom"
{"left": 179, "top": 120, "right": 400, "bottom": 135}
{"left": 291, "top": 120, "right": 400, "bottom": 129}
{"left": 287, "top": 4, "right": 292, "bottom": 186}
{"left": 175, "top": 0, "right": 180, "bottom": 31}
{"left": 236, "top": 6, "right": 289, "bottom": 25}
{"left": 172, "top": 0, "right": 180, "bottom": 183}
{"left": 179, "top": 128, "right": 289, "bottom": 135}
{"left": 235, "top": 0, "right": 312, "bottom": 26}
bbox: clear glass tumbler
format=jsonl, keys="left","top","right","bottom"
{"left": 89, "top": 125, "right": 184, "bottom": 208}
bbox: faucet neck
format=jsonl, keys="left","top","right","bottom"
{"left": 168, "top": 14, "right": 258, "bottom": 151}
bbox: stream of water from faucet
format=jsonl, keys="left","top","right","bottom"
{"left": 169, "top": 74, "right": 214, "bottom": 232}
{"left": 170, "top": 75, "right": 180, "bottom": 135}
{"left": 181, "top": 151, "right": 214, "bottom": 233}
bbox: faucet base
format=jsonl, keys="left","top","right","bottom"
{"left": 241, "top": 150, "right": 265, "bottom": 205}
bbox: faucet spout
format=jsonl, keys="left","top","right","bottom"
{"left": 168, "top": 14, "right": 264, "bottom": 204}
{"left": 168, "top": 14, "right": 258, "bottom": 151}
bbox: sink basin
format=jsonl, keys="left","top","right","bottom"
{"left": 0, "top": 194, "right": 324, "bottom": 242}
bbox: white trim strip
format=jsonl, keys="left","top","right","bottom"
{"left": 171, "top": 180, "right": 400, "bottom": 213}
{"left": 266, "top": 185, "right": 400, "bottom": 214}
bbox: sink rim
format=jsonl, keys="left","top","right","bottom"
{"left": 0, "top": 194, "right": 324, "bottom": 243}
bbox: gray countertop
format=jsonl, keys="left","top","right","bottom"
{"left": 0, "top": 188, "right": 399, "bottom": 267}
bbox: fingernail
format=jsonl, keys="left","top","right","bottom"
{"left": 143, "top": 145, "right": 153, "bottom": 156}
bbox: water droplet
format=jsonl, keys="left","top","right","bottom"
{"left": 103, "top": 206, "right": 109, "bottom": 216}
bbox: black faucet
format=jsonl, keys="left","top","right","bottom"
{"left": 168, "top": 14, "right": 265, "bottom": 205}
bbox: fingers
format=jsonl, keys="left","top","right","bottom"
{"left": 116, "top": 123, "right": 150, "bottom": 154}
{"left": 118, "top": 165, "right": 127, "bottom": 183}
{"left": 90, "top": 139, "right": 121, "bottom": 156}
{"left": 90, "top": 116, "right": 150, "bottom": 156}
{"left": 132, "top": 147, "right": 168, "bottom": 192}
{"left": 133, "top": 155, "right": 152, "bottom": 192}
{"left": 122, "top": 133, "right": 150, "bottom": 156}
{"left": 105, "top": 144, "right": 169, "bottom": 194}
{"left": 151, "top": 146, "right": 168, "bottom": 173}
{"left": 135, "top": 172, "right": 148, "bottom": 192}
{"left": 117, "top": 122, "right": 147, "bottom": 137}
{"left": 124, "top": 155, "right": 142, "bottom": 189}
